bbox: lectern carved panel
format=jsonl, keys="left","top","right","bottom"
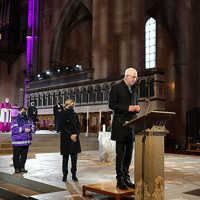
{"left": 135, "top": 176, "right": 164, "bottom": 200}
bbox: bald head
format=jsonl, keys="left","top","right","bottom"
{"left": 124, "top": 67, "right": 138, "bottom": 86}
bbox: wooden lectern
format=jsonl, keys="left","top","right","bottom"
{"left": 124, "top": 110, "right": 175, "bottom": 200}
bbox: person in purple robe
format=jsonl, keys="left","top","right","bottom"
{"left": 0, "top": 98, "right": 12, "bottom": 132}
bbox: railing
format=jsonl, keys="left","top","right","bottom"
{"left": 27, "top": 71, "right": 166, "bottom": 110}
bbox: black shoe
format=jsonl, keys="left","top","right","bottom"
{"left": 20, "top": 168, "right": 28, "bottom": 173}
{"left": 124, "top": 178, "right": 135, "bottom": 188}
{"left": 117, "top": 178, "right": 128, "bottom": 190}
{"left": 72, "top": 175, "right": 78, "bottom": 182}
{"left": 15, "top": 168, "right": 20, "bottom": 173}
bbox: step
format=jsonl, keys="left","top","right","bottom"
{"left": 29, "top": 146, "right": 59, "bottom": 153}
{"left": 0, "top": 133, "right": 99, "bottom": 155}
{"left": 0, "top": 143, "right": 12, "bottom": 148}
{"left": 0, "top": 172, "right": 65, "bottom": 200}
{"left": 0, "top": 187, "right": 32, "bottom": 200}
{"left": 31, "top": 140, "right": 59, "bottom": 146}
{"left": 0, "top": 180, "right": 39, "bottom": 197}
{"left": 0, "top": 148, "right": 12, "bottom": 154}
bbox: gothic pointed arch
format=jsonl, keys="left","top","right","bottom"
{"left": 50, "top": 0, "right": 92, "bottom": 70}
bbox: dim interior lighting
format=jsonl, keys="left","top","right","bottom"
{"left": 33, "top": 64, "right": 85, "bottom": 81}
{"left": 75, "top": 64, "right": 83, "bottom": 71}
{"left": 171, "top": 82, "right": 175, "bottom": 90}
{"left": 36, "top": 73, "right": 43, "bottom": 80}
{"left": 26, "top": 36, "right": 32, "bottom": 39}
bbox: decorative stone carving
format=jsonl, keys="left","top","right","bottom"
{"left": 88, "top": 86, "right": 95, "bottom": 103}
{"left": 81, "top": 87, "right": 88, "bottom": 103}
{"left": 75, "top": 88, "right": 81, "bottom": 104}
{"left": 96, "top": 85, "right": 103, "bottom": 102}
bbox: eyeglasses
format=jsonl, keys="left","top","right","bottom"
{"left": 128, "top": 75, "right": 138, "bottom": 80}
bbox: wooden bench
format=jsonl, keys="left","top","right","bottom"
{"left": 188, "top": 143, "right": 200, "bottom": 152}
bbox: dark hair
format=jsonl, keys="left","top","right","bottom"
{"left": 19, "top": 106, "right": 27, "bottom": 111}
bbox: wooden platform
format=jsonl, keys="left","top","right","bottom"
{"left": 82, "top": 182, "right": 134, "bottom": 200}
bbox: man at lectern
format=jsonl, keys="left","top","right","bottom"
{"left": 109, "top": 67, "right": 140, "bottom": 190}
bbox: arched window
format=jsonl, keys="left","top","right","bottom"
{"left": 47, "top": 93, "right": 52, "bottom": 106}
{"left": 58, "top": 91, "right": 62, "bottom": 104}
{"left": 103, "top": 85, "right": 110, "bottom": 102}
{"left": 82, "top": 88, "right": 88, "bottom": 103}
{"left": 145, "top": 17, "right": 156, "bottom": 69}
{"left": 43, "top": 93, "right": 46, "bottom": 106}
{"left": 64, "top": 90, "right": 68, "bottom": 101}
{"left": 69, "top": 89, "right": 75, "bottom": 101}
{"left": 88, "top": 86, "right": 95, "bottom": 103}
{"left": 96, "top": 85, "right": 103, "bottom": 102}
{"left": 34, "top": 96, "right": 37, "bottom": 107}
{"left": 75, "top": 88, "right": 81, "bottom": 104}
{"left": 53, "top": 93, "right": 56, "bottom": 105}
{"left": 38, "top": 95, "right": 42, "bottom": 106}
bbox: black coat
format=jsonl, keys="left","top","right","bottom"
{"left": 27, "top": 106, "right": 38, "bottom": 122}
{"left": 53, "top": 103, "right": 64, "bottom": 118}
{"left": 109, "top": 80, "right": 139, "bottom": 141}
{"left": 58, "top": 108, "right": 81, "bottom": 155}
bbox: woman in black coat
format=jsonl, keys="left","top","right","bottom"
{"left": 58, "top": 99, "right": 81, "bottom": 182}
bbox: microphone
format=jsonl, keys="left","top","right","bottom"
{"left": 144, "top": 98, "right": 151, "bottom": 114}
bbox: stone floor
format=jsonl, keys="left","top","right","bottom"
{"left": 0, "top": 151, "right": 200, "bottom": 200}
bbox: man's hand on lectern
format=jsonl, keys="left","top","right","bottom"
{"left": 129, "top": 105, "right": 140, "bottom": 112}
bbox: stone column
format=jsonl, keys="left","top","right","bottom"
{"left": 190, "top": 0, "right": 200, "bottom": 106}
{"left": 25, "top": 0, "right": 40, "bottom": 106}
{"left": 128, "top": 0, "right": 145, "bottom": 73}
{"left": 19, "top": 88, "right": 25, "bottom": 107}
{"left": 92, "top": 0, "right": 109, "bottom": 80}
{"left": 92, "top": 0, "right": 145, "bottom": 80}
{"left": 170, "top": 0, "right": 194, "bottom": 145}
{"left": 27, "top": 0, "right": 40, "bottom": 76}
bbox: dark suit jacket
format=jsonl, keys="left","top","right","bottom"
{"left": 109, "top": 80, "right": 139, "bottom": 141}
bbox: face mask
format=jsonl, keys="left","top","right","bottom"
{"left": 5, "top": 99, "right": 9, "bottom": 103}
{"left": 21, "top": 112, "right": 27, "bottom": 118}
{"left": 68, "top": 103, "right": 74, "bottom": 109}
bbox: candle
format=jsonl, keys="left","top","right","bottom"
{"left": 103, "top": 124, "right": 106, "bottom": 132}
